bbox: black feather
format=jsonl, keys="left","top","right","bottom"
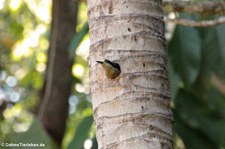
{"left": 104, "top": 59, "right": 121, "bottom": 71}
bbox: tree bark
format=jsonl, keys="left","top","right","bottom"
{"left": 88, "top": 0, "right": 173, "bottom": 149}
{"left": 38, "top": 0, "right": 78, "bottom": 146}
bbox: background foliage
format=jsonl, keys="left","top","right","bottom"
{"left": 168, "top": 14, "right": 225, "bottom": 149}
{"left": 0, "top": 0, "right": 224, "bottom": 149}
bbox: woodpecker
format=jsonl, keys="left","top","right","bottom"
{"left": 96, "top": 59, "right": 121, "bottom": 79}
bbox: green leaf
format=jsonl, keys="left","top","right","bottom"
{"left": 168, "top": 59, "right": 180, "bottom": 100}
{"left": 200, "top": 26, "right": 225, "bottom": 77}
{"left": 67, "top": 115, "right": 93, "bottom": 149}
{"left": 168, "top": 25, "right": 201, "bottom": 87}
{"left": 191, "top": 26, "right": 225, "bottom": 96}
{"left": 174, "top": 109, "right": 215, "bottom": 149}
{"left": 217, "top": 25, "right": 225, "bottom": 60}
{"left": 68, "top": 22, "right": 89, "bottom": 60}
{"left": 174, "top": 89, "right": 215, "bottom": 149}
{"left": 175, "top": 89, "right": 202, "bottom": 128}
{"left": 174, "top": 89, "right": 225, "bottom": 148}
{"left": 200, "top": 118, "right": 225, "bottom": 148}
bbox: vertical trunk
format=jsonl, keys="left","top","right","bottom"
{"left": 38, "top": 0, "right": 78, "bottom": 146}
{"left": 88, "top": 0, "right": 173, "bottom": 149}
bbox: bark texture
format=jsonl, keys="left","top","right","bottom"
{"left": 38, "top": 0, "right": 77, "bottom": 146}
{"left": 88, "top": 0, "right": 173, "bottom": 149}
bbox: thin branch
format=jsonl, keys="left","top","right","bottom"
{"left": 165, "top": 17, "right": 225, "bottom": 27}
{"left": 162, "top": 1, "right": 225, "bottom": 15}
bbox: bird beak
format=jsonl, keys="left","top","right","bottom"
{"left": 96, "top": 61, "right": 103, "bottom": 64}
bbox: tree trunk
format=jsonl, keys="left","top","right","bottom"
{"left": 38, "top": 0, "right": 78, "bottom": 146}
{"left": 87, "top": 0, "right": 173, "bottom": 149}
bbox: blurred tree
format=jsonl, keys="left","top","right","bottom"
{"left": 37, "top": 0, "right": 78, "bottom": 147}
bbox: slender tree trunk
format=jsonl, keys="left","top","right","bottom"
{"left": 88, "top": 0, "right": 173, "bottom": 148}
{"left": 38, "top": 0, "right": 78, "bottom": 146}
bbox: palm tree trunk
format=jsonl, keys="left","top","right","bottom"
{"left": 88, "top": 0, "right": 173, "bottom": 148}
